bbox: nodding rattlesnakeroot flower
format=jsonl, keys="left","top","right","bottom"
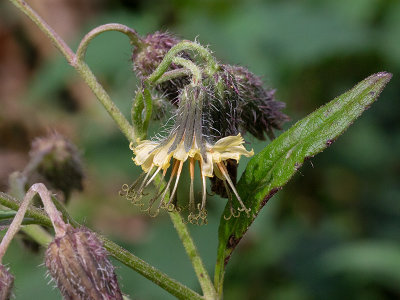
{"left": 130, "top": 31, "right": 288, "bottom": 220}
{"left": 121, "top": 85, "right": 254, "bottom": 224}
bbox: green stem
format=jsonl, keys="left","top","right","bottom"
{"left": 74, "top": 61, "right": 135, "bottom": 140}
{"left": 8, "top": 0, "right": 74, "bottom": 62}
{"left": 9, "top": 0, "right": 135, "bottom": 141}
{"left": 169, "top": 211, "right": 217, "bottom": 300}
{"left": 0, "top": 184, "right": 66, "bottom": 262}
{"left": 0, "top": 192, "right": 53, "bottom": 228}
{"left": 172, "top": 57, "right": 202, "bottom": 85}
{"left": 8, "top": 1, "right": 215, "bottom": 298}
{"left": 154, "top": 68, "right": 190, "bottom": 85}
{"left": 101, "top": 237, "right": 203, "bottom": 300}
{"left": 131, "top": 87, "right": 153, "bottom": 142}
{"left": 146, "top": 40, "right": 219, "bottom": 84}
{"left": 0, "top": 191, "right": 203, "bottom": 300}
{"left": 75, "top": 23, "right": 143, "bottom": 62}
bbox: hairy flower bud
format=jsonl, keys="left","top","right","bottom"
{"left": 204, "top": 65, "right": 289, "bottom": 197}
{"left": 132, "top": 31, "right": 189, "bottom": 102}
{"left": 220, "top": 65, "right": 289, "bottom": 140}
{"left": 0, "top": 265, "right": 13, "bottom": 300}
{"left": 45, "top": 225, "right": 122, "bottom": 300}
{"left": 29, "top": 133, "right": 84, "bottom": 201}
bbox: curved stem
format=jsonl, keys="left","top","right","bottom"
{"left": 131, "top": 87, "right": 153, "bottom": 142}
{"left": 8, "top": 2, "right": 215, "bottom": 299}
{"left": 172, "top": 57, "right": 202, "bottom": 85}
{"left": 74, "top": 61, "right": 135, "bottom": 140}
{"left": 0, "top": 184, "right": 66, "bottom": 263}
{"left": 8, "top": 0, "right": 74, "bottom": 62}
{"left": 146, "top": 40, "right": 219, "bottom": 84}
{"left": 75, "top": 23, "right": 144, "bottom": 63}
{"left": 154, "top": 68, "right": 190, "bottom": 85}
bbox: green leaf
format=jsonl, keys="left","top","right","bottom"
{"left": 214, "top": 72, "right": 392, "bottom": 292}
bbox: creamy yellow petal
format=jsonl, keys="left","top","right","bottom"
{"left": 201, "top": 151, "right": 214, "bottom": 177}
{"left": 153, "top": 147, "right": 171, "bottom": 169}
{"left": 133, "top": 140, "right": 158, "bottom": 165}
{"left": 173, "top": 140, "right": 189, "bottom": 161}
{"left": 218, "top": 146, "right": 254, "bottom": 162}
{"left": 213, "top": 134, "right": 244, "bottom": 150}
{"left": 218, "top": 152, "right": 241, "bottom": 162}
{"left": 188, "top": 147, "right": 200, "bottom": 157}
{"left": 140, "top": 154, "right": 156, "bottom": 172}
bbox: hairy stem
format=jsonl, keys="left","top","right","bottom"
{"left": 73, "top": 61, "right": 135, "bottom": 140}
{"left": 146, "top": 40, "right": 219, "bottom": 84}
{"left": 8, "top": 1, "right": 215, "bottom": 298}
{"left": 172, "top": 57, "right": 202, "bottom": 85}
{"left": 9, "top": 0, "right": 135, "bottom": 141}
{"left": 154, "top": 68, "right": 190, "bottom": 85}
{"left": 101, "top": 237, "right": 203, "bottom": 300}
{"left": 75, "top": 23, "right": 143, "bottom": 62}
{"left": 8, "top": 0, "right": 74, "bottom": 61}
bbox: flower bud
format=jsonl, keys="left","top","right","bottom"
{"left": 132, "top": 31, "right": 189, "bottom": 102}
{"left": 45, "top": 225, "right": 122, "bottom": 300}
{"left": 221, "top": 65, "right": 289, "bottom": 140}
{"left": 0, "top": 265, "right": 14, "bottom": 300}
{"left": 29, "top": 133, "right": 84, "bottom": 201}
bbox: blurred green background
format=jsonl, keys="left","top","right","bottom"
{"left": 1, "top": 0, "right": 399, "bottom": 299}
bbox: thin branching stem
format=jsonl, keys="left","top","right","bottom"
{"left": 7, "top": 1, "right": 215, "bottom": 298}
{"left": 75, "top": 23, "right": 143, "bottom": 63}
{"left": 146, "top": 40, "right": 219, "bottom": 84}
{"left": 0, "top": 191, "right": 203, "bottom": 300}
{"left": 0, "top": 184, "right": 65, "bottom": 262}
{"left": 172, "top": 57, "right": 202, "bottom": 85}
{"left": 154, "top": 68, "right": 190, "bottom": 85}
{"left": 9, "top": 0, "right": 135, "bottom": 141}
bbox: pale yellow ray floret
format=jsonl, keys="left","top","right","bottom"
{"left": 127, "top": 133, "right": 254, "bottom": 223}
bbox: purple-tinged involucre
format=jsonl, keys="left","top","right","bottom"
{"left": 221, "top": 65, "right": 289, "bottom": 140}
{"left": 29, "top": 132, "right": 84, "bottom": 201}
{"left": 132, "top": 31, "right": 189, "bottom": 102}
{"left": 45, "top": 225, "right": 123, "bottom": 300}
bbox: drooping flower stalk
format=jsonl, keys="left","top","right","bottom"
{"left": 123, "top": 79, "right": 254, "bottom": 224}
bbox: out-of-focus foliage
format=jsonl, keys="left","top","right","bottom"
{"left": 0, "top": 0, "right": 399, "bottom": 299}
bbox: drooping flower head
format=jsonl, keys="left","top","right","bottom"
{"left": 121, "top": 85, "right": 254, "bottom": 224}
